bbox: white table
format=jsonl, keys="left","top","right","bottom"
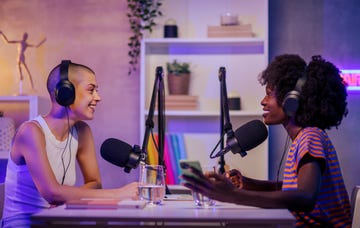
{"left": 31, "top": 198, "right": 295, "bottom": 227}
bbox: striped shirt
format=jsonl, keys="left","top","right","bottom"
{"left": 282, "top": 127, "right": 352, "bottom": 227}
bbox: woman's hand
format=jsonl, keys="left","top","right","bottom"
{"left": 116, "top": 182, "right": 140, "bottom": 200}
{"left": 225, "top": 169, "right": 244, "bottom": 189}
{"left": 182, "top": 167, "right": 237, "bottom": 203}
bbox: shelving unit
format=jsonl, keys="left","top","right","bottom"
{"left": 140, "top": 0, "right": 269, "bottom": 179}
{"left": 0, "top": 96, "right": 49, "bottom": 158}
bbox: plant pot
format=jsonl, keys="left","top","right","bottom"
{"left": 167, "top": 73, "right": 190, "bottom": 95}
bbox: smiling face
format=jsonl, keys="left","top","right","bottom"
{"left": 261, "top": 85, "right": 287, "bottom": 126}
{"left": 68, "top": 68, "right": 101, "bottom": 121}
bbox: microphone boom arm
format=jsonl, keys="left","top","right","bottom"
{"left": 218, "top": 67, "right": 232, "bottom": 174}
{"left": 141, "top": 67, "right": 164, "bottom": 164}
{"left": 219, "top": 67, "right": 233, "bottom": 137}
{"left": 219, "top": 68, "right": 247, "bottom": 158}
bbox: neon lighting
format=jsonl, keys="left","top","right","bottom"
{"left": 340, "top": 70, "right": 360, "bottom": 91}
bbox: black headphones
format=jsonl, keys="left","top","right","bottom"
{"left": 55, "top": 60, "right": 75, "bottom": 106}
{"left": 282, "top": 73, "right": 307, "bottom": 117}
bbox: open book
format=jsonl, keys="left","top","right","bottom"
{"left": 65, "top": 198, "right": 146, "bottom": 209}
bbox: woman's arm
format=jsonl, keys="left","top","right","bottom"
{"left": 183, "top": 159, "right": 322, "bottom": 211}
{"left": 12, "top": 121, "right": 138, "bottom": 206}
{"left": 75, "top": 121, "right": 102, "bottom": 189}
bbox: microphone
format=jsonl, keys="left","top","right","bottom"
{"left": 100, "top": 138, "right": 143, "bottom": 173}
{"left": 214, "top": 119, "right": 268, "bottom": 158}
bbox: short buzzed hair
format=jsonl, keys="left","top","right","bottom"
{"left": 46, "top": 61, "right": 95, "bottom": 101}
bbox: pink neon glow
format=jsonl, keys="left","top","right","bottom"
{"left": 340, "top": 70, "right": 360, "bottom": 91}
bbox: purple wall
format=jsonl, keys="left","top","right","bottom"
{"left": 268, "top": 0, "right": 360, "bottom": 193}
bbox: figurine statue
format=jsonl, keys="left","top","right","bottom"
{"left": 0, "top": 31, "right": 46, "bottom": 95}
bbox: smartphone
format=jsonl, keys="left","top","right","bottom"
{"left": 179, "top": 160, "right": 202, "bottom": 180}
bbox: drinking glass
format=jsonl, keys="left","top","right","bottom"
{"left": 139, "top": 164, "right": 166, "bottom": 205}
{"left": 192, "top": 191, "right": 216, "bottom": 207}
{"left": 192, "top": 166, "right": 216, "bottom": 207}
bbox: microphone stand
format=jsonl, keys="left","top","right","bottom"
{"left": 157, "top": 67, "right": 166, "bottom": 169}
{"left": 141, "top": 66, "right": 170, "bottom": 194}
{"left": 218, "top": 67, "right": 233, "bottom": 174}
{"left": 158, "top": 67, "right": 170, "bottom": 194}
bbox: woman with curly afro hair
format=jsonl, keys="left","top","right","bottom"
{"left": 182, "top": 54, "right": 352, "bottom": 227}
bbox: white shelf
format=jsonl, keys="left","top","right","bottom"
{"left": 0, "top": 96, "right": 50, "bottom": 127}
{"left": 141, "top": 39, "right": 266, "bottom": 112}
{"left": 140, "top": 36, "right": 267, "bottom": 134}
{"left": 145, "top": 110, "right": 263, "bottom": 117}
{"left": 144, "top": 37, "right": 265, "bottom": 43}
{"left": 0, "top": 96, "right": 50, "bottom": 159}
{"left": 140, "top": 0, "right": 269, "bottom": 180}
{"left": 142, "top": 38, "right": 266, "bottom": 47}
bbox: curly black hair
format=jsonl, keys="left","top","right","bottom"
{"left": 258, "top": 54, "right": 348, "bottom": 130}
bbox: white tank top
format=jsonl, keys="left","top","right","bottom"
{"left": 2, "top": 115, "right": 78, "bottom": 220}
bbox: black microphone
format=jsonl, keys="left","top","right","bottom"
{"left": 100, "top": 138, "right": 142, "bottom": 173}
{"left": 214, "top": 119, "right": 268, "bottom": 158}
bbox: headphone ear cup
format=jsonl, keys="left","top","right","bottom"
{"left": 282, "top": 90, "right": 300, "bottom": 117}
{"left": 55, "top": 79, "right": 75, "bottom": 106}
{"left": 282, "top": 72, "right": 307, "bottom": 117}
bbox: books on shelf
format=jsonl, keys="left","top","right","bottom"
{"left": 156, "top": 95, "right": 198, "bottom": 110}
{"left": 164, "top": 95, "right": 198, "bottom": 110}
{"left": 147, "top": 133, "right": 188, "bottom": 185}
{"left": 207, "top": 24, "right": 254, "bottom": 38}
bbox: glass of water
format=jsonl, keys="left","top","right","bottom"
{"left": 192, "top": 166, "right": 216, "bottom": 207}
{"left": 192, "top": 191, "right": 216, "bottom": 207}
{"left": 139, "top": 164, "right": 166, "bottom": 205}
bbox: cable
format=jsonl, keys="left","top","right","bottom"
{"left": 209, "top": 132, "right": 226, "bottom": 159}
{"left": 61, "top": 108, "right": 72, "bottom": 185}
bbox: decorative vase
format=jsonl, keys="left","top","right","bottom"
{"left": 167, "top": 73, "right": 190, "bottom": 95}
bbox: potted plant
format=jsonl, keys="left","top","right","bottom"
{"left": 166, "top": 60, "right": 191, "bottom": 95}
{"left": 127, "top": 0, "right": 163, "bottom": 76}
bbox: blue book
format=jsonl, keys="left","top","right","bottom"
{"left": 177, "top": 133, "right": 187, "bottom": 161}
{"left": 170, "top": 133, "right": 181, "bottom": 184}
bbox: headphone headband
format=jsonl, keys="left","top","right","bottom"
{"left": 55, "top": 60, "right": 75, "bottom": 106}
{"left": 60, "top": 60, "right": 71, "bottom": 81}
{"left": 293, "top": 73, "right": 306, "bottom": 93}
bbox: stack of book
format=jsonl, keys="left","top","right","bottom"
{"left": 207, "top": 24, "right": 254, "bottom": 38}
{"left": 164, "top": 95, "right": 198, "bottom": 110}
{"left": 147, "top": 133, "right": 188, "bottom": 185}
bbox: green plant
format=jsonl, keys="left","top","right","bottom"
{"left": 127, "top": 0, "right": 162, "bottom": 76}
{"left": 166, "top": 60, "right": 190, "bottom": 76}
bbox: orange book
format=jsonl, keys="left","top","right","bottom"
{"left": 146, "top": 133, "right": 158, "bottom": 165}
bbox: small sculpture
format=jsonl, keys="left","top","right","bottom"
{"left": 0, "top": 31, "right": 46, "bottom": 95}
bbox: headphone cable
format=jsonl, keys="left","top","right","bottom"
{"left": 61, "top": 108, "right": 72, "bottom": 185}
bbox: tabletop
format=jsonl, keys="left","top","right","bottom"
{"left": 31, "top": 196, "right": 295, "bottom": 227}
